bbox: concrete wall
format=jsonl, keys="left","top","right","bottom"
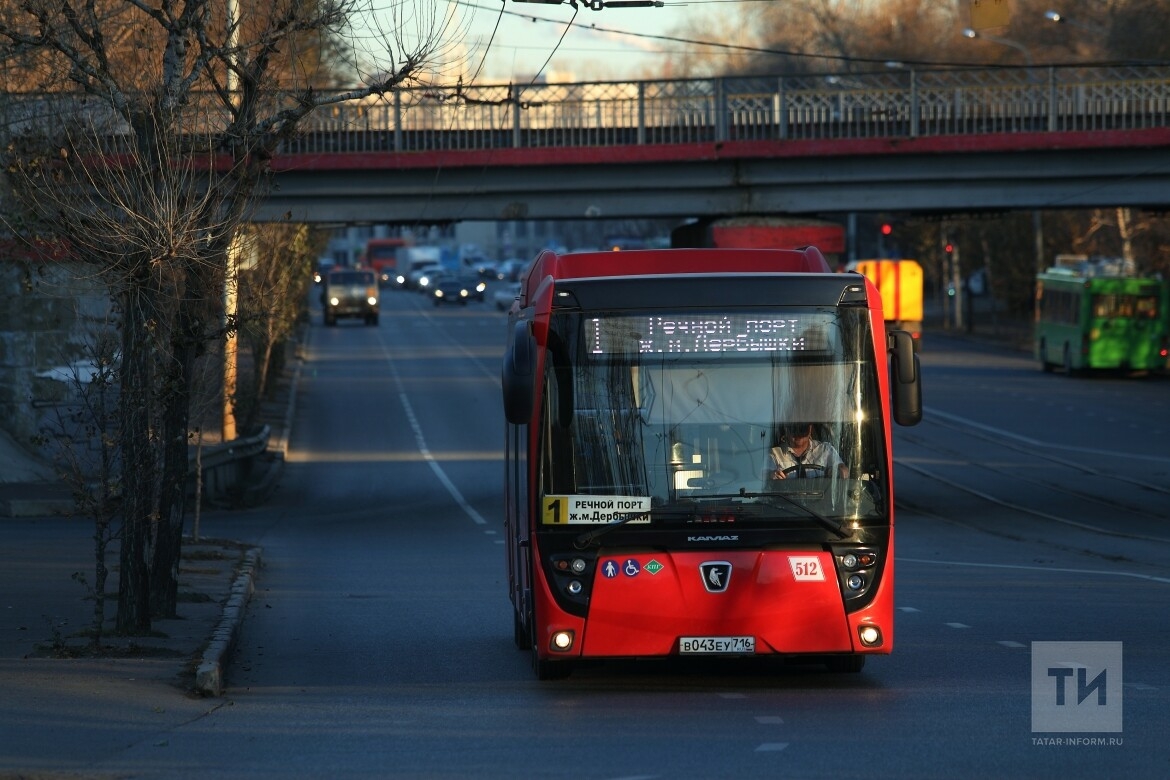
{"left": 0, "top": 259, "right": 112, "bottom": 456}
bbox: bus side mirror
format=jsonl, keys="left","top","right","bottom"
{"left": 503, "top": 320, "right": 536, "bottom": 424}
{"left": 889, "top": 330, "right": 922, "bottom": 426}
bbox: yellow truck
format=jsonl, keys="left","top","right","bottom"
{"left": 854, "top": 259, "right": 924, "bottom": 351}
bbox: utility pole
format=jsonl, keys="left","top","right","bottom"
{"left": 223, "top": 0, "right": 239, "bottom": 440}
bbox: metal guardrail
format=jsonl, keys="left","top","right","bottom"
{"left": 195, "top": 424, "right": 269, "bottom": 470}
{"left": 193, "top": 425, "right": 270, "bottom": 505}
{"left": 3, "top": 65, "right": 1168, "bottom": 156}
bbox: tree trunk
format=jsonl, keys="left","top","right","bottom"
{"left": 1117, "top": 207, "right": 1135, "bottom": 269}
{"left": 116, "top": 279, "right": 157, "bottom": 634}
{"left": 151, "top": 310, "right": 196, "bottom": 618}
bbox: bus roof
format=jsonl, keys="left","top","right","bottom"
{"left": 525, "top": 247, "right": 831, "bottom": 286}
{"left": 1037, "top": 267, "right": 1163, "bottom": 287}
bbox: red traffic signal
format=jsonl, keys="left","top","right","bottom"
{"left": 944, "top": 243, "right": 954, "bottom": 253}
{"left": 880, "top": 223, "right": 893, "bottom": 236}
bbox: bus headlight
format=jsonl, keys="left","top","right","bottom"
{"left": 547, "top": 553, "right": 597, "bottom": 615}
{"left": 551, "top": 630, "right": 575, "bottom": 652}
{"left": 832, "top": 545, "right": 882, "bottom": 610}
{"left": 858, "top": 625, "right": 883, "bottom": 647}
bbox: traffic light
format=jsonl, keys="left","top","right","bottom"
{"left": 944, "top": 242, "right": 954, "bottom": 254}
{"left": 881, "top": 223, "right": 893, "bottom": 236}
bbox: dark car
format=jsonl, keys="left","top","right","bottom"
{"left": 463, "top": 275, "right": 487, "bottom": 302}
{"left": 322, "top": 268, "right": 379, "bottom": 325}
{"left": 431, "top": 273, "right": 472, "bottom": 306}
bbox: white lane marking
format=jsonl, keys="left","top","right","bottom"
{"left": 399, "top": 393, "right": 488, "bottom": 526}
{"left": 898, "top": 606, "right": 921, "bottom": 613}
{"left": 900, "top": 556, "right": 1170, "bottom": 585}
{"left": 946, "top": 622, "right": 971, "bottom": 629}
{"left": 755, "top": 716, "right": 785, "bottom": 724}
{"left": 998, "top": 641, "right": 1026, "bottom": 648}
{"left": 378, "top": 336, "right": 488, "bottom": 527}
{"left": 755, "top": 743, "right": 790, "bottom": 752}
{"left": 924, "top": 407, "right": 1170, "bottom": 465}
{"left": 896, "top": 460, "right": 1170, "bottom": 544}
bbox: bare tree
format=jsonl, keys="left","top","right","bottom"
{"left": 0, "top": 0, "right": 463, "bottom": 632}
{"left": 235, "top": 223, "right": 320, "bottom": 433}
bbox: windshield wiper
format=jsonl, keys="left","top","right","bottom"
{"left": 572, "top": 492, "right": 852, "bottom": 546}
{"left": 709, "top": 491, "right": 852, "bottom": 539}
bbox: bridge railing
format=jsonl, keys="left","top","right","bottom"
{"left": 3, "top": 65, "right": 1168, "bottom": 156}
{"left": 282, "top": 65, "right": 1169, "bottom": 154}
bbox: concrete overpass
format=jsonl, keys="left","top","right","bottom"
{"left": 248, "top": 65, "right": 1170, "bottom": 223}
{"left": 256, "top": 128, "right": 1170, "bottom": 223}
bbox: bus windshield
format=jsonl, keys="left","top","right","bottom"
{"left": 540, "top": 307, "right": 887, "bottom": 529}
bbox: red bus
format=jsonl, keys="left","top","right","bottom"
{"left": 502, "top": 247, "right": 921, "bottom": 679}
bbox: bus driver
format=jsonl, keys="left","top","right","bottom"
{"left": 770, "top": 423, "right": 848, "bottom": 480}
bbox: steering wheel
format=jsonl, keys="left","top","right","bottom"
{"left": 775, "top": 464, "right": 829, "bottom": 479}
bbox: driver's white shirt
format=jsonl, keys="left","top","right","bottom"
{"left": 770, "top": 440, "right": 844, "bottom": 478}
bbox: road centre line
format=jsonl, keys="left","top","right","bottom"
{"left": 896, "top": 459, "right": 1170, "bottom": 545}
{"left": 899, "top": 556, "right": 1170, "bottom": 584}
{"left": 923, "top": 406, "right": 1170, "bottom": 465}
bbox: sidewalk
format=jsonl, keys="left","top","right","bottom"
{"left": 0, "top": 336, "right": 302, "bottom": 697}
{"left": 922, "top": 295, "right": 1033, "bottom": 354}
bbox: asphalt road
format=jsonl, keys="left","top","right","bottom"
{"left": 3, "top": 286, "right": 1167, "bottom": 778}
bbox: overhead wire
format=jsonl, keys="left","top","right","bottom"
{"left": 453, "top": 0, "right": 977, "bottom": 69}
{"left": 526, "top": 2, "right": 580, "bottom": 87}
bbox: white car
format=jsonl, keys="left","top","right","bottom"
{"left": 493, "top": 282, "right": 522, "bottom": 311}
{"left": 408, "top": 263, "right": 445, "bottom": 291}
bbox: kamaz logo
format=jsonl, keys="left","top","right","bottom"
{"left": 699, "top": 562, "right": 733, "bottom": 593}
{"left": 687, "top": 535, "right": 739, "bottom": 542}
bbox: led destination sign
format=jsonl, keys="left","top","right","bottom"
{"left": 587, "top": 314, "right": 833, "bottom": 354}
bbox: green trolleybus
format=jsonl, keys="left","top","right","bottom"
{"left": 1034, "top": 266, "right": 1169, "bottom": 375}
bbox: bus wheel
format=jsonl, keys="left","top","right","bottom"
{"left": 513, "top": 610, "right": 531, "bottom": 651}
{"left": 825, "top": 655, "right": 866, "bottom": 673}
{"left": 1039, "top": 339, "right": 1054, "bottom": 373}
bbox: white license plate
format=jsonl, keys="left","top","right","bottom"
{"left": 678, "top": 636, "right": 756, "bottom": 655}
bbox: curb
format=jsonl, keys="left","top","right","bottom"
{"left": 194, "top": 546, "right": 263, "bottom": 697}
